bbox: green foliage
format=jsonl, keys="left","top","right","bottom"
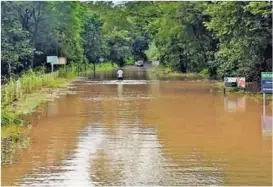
{"left": 141, "top": 1, "right": 271, "bottom": 81}
{"left": 88, "top": 2, "right": 150, "bottom": 66}
{"left": 145, "top": 41, "right": 160, "bottom": 60}
{"left": 143, "top": 2, "right": 217, "bottom": 73}
{"left": 125, "top": 57, "right": 135, "bottom": 65}
{"left": 96, "top": 62, "right": 118, "bottom": 71}
{"left": 200, "top": 68, "right": 209, "bottom": 76}
{"left": 1, "top": 1, "right": 88, "bottom": 77}
{"left": 2, "top": 69, "right": 60, "bottom": 107}
{"left": 1, "top": 124, "right": 30, "bottom": 165}
{"left": 204, "top": 2, "right": 272, "bottom": 81}
{"left": 132, "top": 36, "right": 149, "bottom": 61}
{"left": 1, "top": 1, "right": 272, "bottom": 83}
{"left": 1, "top": 109, "right": 23, "bottom": 127}
{"left": 82, "top": 14, "right": 104, "bottom": 63}
{"left": 1, "top": 2, "right": 33, "bottom": 76}
{"left": 58, "top": 68, "right": 77, "bottom": 79}
{"left": 105, "top": 29, "right": 132, "bottom": 66}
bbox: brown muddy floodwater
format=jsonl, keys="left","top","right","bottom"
{"left": 1, "top": 67, "right": 272, "bottom": 186}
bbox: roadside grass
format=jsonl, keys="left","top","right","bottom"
{"left": 48, "top": 78, "right": 69, "bottom": 88}
{"left": 1, "top": 108, "right": 24, "bottom": 126}
{"left": 2, "top": 124, "right": 23, "bottom": 139}
{"left": 1, "top": 124, "right": 30, "bottom": 165}
{"left": 1, "top": 109, "right": 31, "bottom": 165}
{"left": 8, "top": 92, "right": 47, "bottom": 115}
{"left": 151, "top": 65, "right": 209, "bottom": 79}
{"left": 2, "top": 69, "right": 58, "bottom": 107}
{"left": 69, "top": 62, "right": 118, "bottom": 75}
{"left": 96, "top": 62, "right": 118, "bottom": 71}
{"left": 125, "top": 57, "right": 135, "bottom": 66}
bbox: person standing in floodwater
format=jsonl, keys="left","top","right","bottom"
{"left": 117, "top": 68, "right": 124, "bottom": 81}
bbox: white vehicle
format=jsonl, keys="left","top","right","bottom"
{"left": 135, "top": 60, "right": 144, "bottom": 67}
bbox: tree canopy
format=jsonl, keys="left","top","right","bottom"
{"left": 1, "top": 1, "right": 272, "bottom": 82}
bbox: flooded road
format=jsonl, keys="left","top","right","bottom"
{"left": 1, "top": 67, "right": 272, "bottom": 186}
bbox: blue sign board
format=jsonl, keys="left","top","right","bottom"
{"left": 47, "top": 56, "right": 58, "bottom": 64}
{"left": 261, "top": 72, "right": 273, "bottom": 94}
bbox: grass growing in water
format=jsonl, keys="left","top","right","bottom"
{"left": 1, "top": 124, "right": 30, "bottom": 165}
{"left": 1, "top": 108, "right": 23, "bottom": 126}
{"left": 125, "top": 57, "right": 135, "bottom": 65}
{"left": 59, "top": 62, "right": 118, "bottom": 77}
{"left": 152, "top": 65, "right": 208, "bottom": 79}
{"left": 96, "top": 62, "right": 118, "bottom": 71}
{"left": 1, "top": 109, "right": 30, "bottom": 165}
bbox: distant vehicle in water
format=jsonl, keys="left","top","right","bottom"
{"left": 135, "top": 60, "right": 144, "bottom": 67}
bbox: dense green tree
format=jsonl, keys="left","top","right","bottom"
{"left": 132, "top": 35, "right": 149, "bottom": 61}
{"left": 1, "top": 2, "right": 33, "bottom": 77}
{"left": 1, "top": 1, "right": 88, "bottom": 78}
{"left": 204, "top": 2, "right": 272, "bottom": 81}
{"left": 144, "top": 2, "right": 215, "bottom": 73}
{"left": 82, "top": 14, "right": 104, "bottom": 70}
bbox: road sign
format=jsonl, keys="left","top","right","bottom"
{"left": 261, "top": 72, "right": 273, "bottom": 93}
{"left": 224, "top": 77, "right": 237, "bottom": 87}
{"left": 224, "top": 77, "right": 236, "bottom": 82}
{"left": 57, "top": 57, "right": 67, "bottom": 65}
{"left": 261, "top": 72, "right": 272, "bottom": 80}
{"left": 47, "top": 56, "right": 58, "bottom": 64}
{"left": 261, "top": 80, "right": 273, "bottom": 87}
{"left": 47, "top": 56, "right": 66, "bottom": 73}
{"left": 237, "top": 77, "right": 246, "bottom": 88}
{"left": 224, "top": 77, "right": 246, "bottom": 88}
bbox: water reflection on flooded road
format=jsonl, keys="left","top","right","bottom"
{"left": 1, "top": 68, "right": 272, "bottom": 186}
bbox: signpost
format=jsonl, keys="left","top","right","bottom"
{"left": 224, "top": 77, "right": 246, "bottom": 94}
{"left": 261, "top": 72, "right": 273, "bottom": 94}
{"left": 236, "top": 77, "right": 246, "bottom": 88}
{"left": 47, "top": 56, "right": 67, "bottom": 73}
{"left": 57, "top": 57, "right": 67, "bottom": 65}
{"left": 261, "top": 72, "right": 272, "bottom": 136}
{"left": 47, "top": 56, "right": 58, "bottom": 73}
{"left": 261, "top": 72, "right": 272, "bottom": 111}
{"left": 224, "top": 77, "right": 237, "bottom": 88}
